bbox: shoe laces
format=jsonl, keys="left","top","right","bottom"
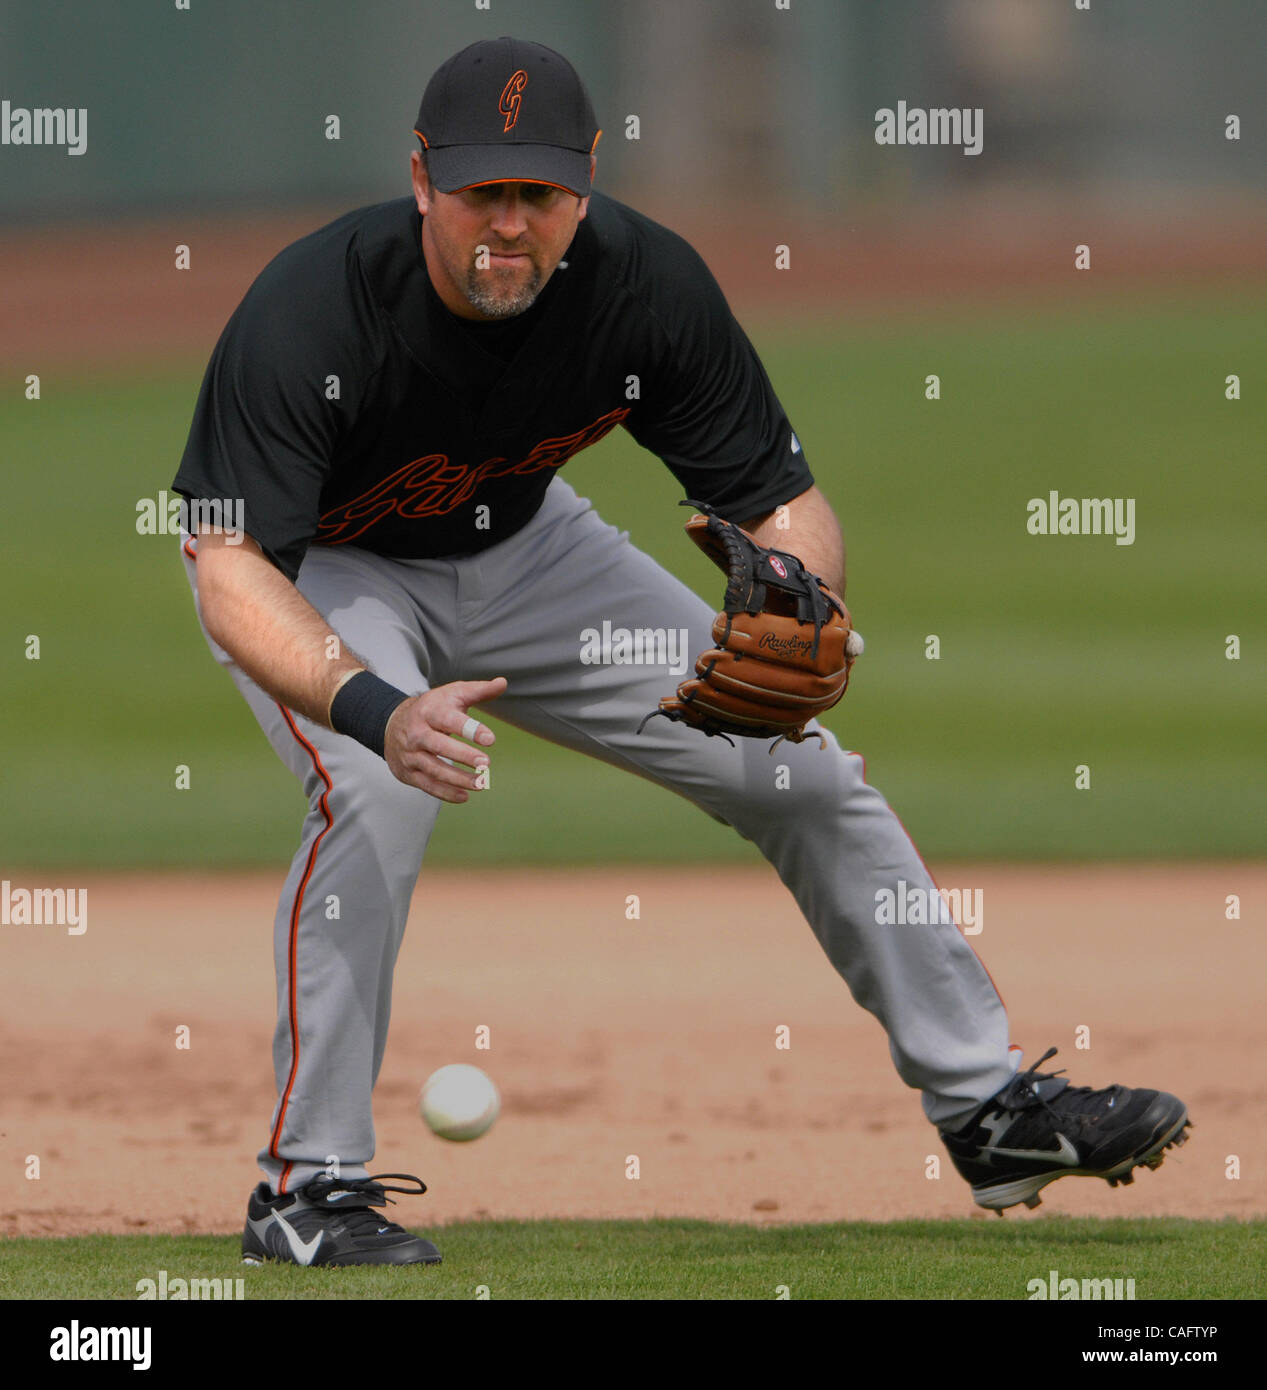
{"left": 989, "top": 1047, "right": 1123, "bottom": 1123}
{"left": 297, "top": 1171, "right": 428, "bottom": 1236}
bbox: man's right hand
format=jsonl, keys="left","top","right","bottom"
{"left": 384, "top": 677, "right": 508, "bottom": 803}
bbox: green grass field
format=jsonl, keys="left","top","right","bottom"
{"left": 0, "top": 1217, "right": 1259, "bottom": 1300}
{"left": 3, "top": 291, "right": 1264, "bottom": 867}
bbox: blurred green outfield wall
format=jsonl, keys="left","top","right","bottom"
{"left": 2, "top": 0, "right": 1264, "bottom": 223}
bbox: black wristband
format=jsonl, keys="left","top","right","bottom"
{"left": 329, "top": 671, "right": 410, "bottom": 759}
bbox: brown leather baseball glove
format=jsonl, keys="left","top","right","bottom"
{"left": 639, "top": 501, "right": 863, "bottom": 746}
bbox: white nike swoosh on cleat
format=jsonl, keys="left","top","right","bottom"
{"left": 981, "top": 1133, "right": 1081, "bottom": 1166}
{"left": 269, "top": 1210, "right": 325, "bottom": 1264}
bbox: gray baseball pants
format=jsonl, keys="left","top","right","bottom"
{"left": 181, "top": 477, "right": 1014, "bottom": 1194}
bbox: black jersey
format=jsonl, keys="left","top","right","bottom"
{"left": 174, "top": 192, "right": 813, "bottom": 582}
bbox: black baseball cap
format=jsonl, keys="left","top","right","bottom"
{"left": 414, "top": 37, "right": 601, "bottom": 197}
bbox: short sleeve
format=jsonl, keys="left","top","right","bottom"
{"left": 622, "top": 237, "right": 814, "bottom": 522}
{"left": 172, "top": 276, "right": 346, "bottom": 582}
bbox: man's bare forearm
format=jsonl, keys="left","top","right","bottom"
{"left": 740, "top": 484, "right": 846, "bottom": 596}
{"left": 194, "top": 530, "right": 365, "bottom": 726}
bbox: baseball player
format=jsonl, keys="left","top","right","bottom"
{"left": 173, "top": 37, "right": 1189, "bottom": 1268}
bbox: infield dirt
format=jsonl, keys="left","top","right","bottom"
{"left": 3, "top": 864, "right": 1261, "bottom": 1236}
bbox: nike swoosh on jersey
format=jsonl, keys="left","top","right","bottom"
{"left": 266, "top": 1209, "right": 325, "bottom": 1264}
{"left": 981, "top": 1132, "right": 1080, "bottom": 1166}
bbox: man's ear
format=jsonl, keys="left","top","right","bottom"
{"left": 411, "top": 150, "right": 432, "bottom": 215}
{"left": 577, "top": 153, "right": 597, "bottom": 221}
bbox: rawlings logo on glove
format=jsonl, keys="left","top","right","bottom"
{"left": 638, "top": 500, "right": 863, "bottom": 747}
{"left": 758, "top": 631, "right": 814, "bottom": 659}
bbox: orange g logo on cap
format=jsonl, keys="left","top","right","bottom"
{"left": 499, "top": 69, "right": 528, "bottom": 133}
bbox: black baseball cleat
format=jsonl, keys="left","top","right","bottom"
{"left": 241, "top": 1172, "right": 442, "bottom": 1266}
{"left": 940, "top": 1047, "right": 1191, "bottom": 1214}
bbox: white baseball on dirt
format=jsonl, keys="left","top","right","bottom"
{"left": 419, "top": 1063, "right": 500, "bottom": 1142}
